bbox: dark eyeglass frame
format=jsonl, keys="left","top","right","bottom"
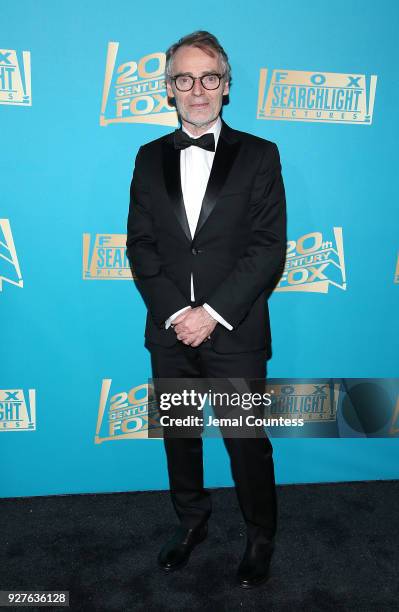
{"left": 170, "top": 73, "right": 226, "bottom": 92}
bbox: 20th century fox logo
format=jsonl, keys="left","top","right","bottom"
{"left": 257, "top": 69, "right": 377, "bottom": 124}
{"left": 0, "top": 49, "right": 31, "bottom": 106}
{"left": 276, "top": 227, "right": 346, "bottom": 293}
{"left": 95, "top": 380, "right": 160, "bottom": 443}
{"left": 100, "top": 42, "right": 178, "bottom": 127}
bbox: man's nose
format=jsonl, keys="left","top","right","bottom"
{"left": 192, "top": 78, "right": 206, "bottom": 96}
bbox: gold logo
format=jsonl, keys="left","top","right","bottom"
{"left": 0, "top": 389, "right": 36, "bottom": 430}
{"left": 0, "top": 219, "right": 23, "bottom": 291}
{"left": 0, "top": 49, "right": 31, "bottom": 106}
{"left": 276, "top": 227, "right": 346, "bottom": 293}
{"left": 82, "top": 233, "right": 134, "bottom": 280}
{"left": 100, "top": 42, "right": 178, "bottom": 127}
{"left": 268, "top": 383, "right": 339, "bottom": 422}
{"left": 95, "top": 380, "right": 160, "bottom": 443}
{"left": 257, "top": 69, "right": 377, "bottom": 124}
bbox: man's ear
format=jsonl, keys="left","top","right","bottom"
{"left": 166, "top": 80, "right": 174, "bottom": 99}
{"left": 223, "top": 80, "right": 230, "bottom": 96}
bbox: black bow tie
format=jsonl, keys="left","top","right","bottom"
{"left": 173, "top": 130, "right": 215, "bottom": 152}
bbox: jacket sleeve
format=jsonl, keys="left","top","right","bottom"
{"left": 126, "top": 147, "right": 190, "bottom": 327}
{"left": 205, "top": 142, "right": 287, "bottom": 328}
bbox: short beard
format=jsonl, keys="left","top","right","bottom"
{"left": 176, "top": 105, "right": 220, "bottom": 130}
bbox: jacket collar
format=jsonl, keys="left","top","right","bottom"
{"left": 163, "top": 119, "right": 241, "bottom": 243}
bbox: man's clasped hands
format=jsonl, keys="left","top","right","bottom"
{"left": 171, "top": 306, "right": 217, "bottom": 347}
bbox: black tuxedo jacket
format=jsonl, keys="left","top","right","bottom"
{"left": 126, "top": 119, "right": 287, "bottom": 357}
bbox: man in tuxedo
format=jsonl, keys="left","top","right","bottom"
{"left": 126, "top": 31, "right": 286, "bottom": 588}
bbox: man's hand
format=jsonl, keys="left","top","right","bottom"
{"left": 172, "top": 306, "right": 217, "bottom": 347}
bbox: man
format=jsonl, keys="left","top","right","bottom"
{"left": 126, "top": 31, "right": 286, "bottom": 588}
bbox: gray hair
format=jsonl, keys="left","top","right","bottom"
{"left": 165, "top": 30, "right": 231, "bottom": 86}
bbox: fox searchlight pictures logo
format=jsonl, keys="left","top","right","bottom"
{"left": 257, "top": 69, "right": 377, "bottom": 124}
{"left": 82, "top": 233, "right": 134, "bottom": 280}
{"left": 100, "top": 42, "right": 178, "bottom": 127}
{"left": 0, "top": 48, "right": 31, "bottom": 106}
{"left": 0, "top": 389, "right": 36, "bottom": 431}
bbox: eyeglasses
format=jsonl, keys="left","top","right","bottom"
{"left": 171, "top": 73, "right": 225, "bottom": 92}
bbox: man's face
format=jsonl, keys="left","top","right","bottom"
{"left": 166, "top": 45, "right": 229, "bottom": 130}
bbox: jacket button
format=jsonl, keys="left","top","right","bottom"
{"left": 191, "top": 247, "right": 198, "bottom": 255}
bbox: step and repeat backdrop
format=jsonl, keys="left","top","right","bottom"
{"left": 1, "top": 0, "right": 398, "bottom": 497}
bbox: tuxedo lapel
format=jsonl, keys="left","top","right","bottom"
{"left": 162, "top": 120, "right": 241, "bottom": 244}
{"left": 193, "top": 121, "right": 241, "bottom": 240}
{"left": 162, "top": 138, "right": 192, "bottom": 243}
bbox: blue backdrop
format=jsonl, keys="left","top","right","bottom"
{"left": 1, "top": 0, "right": 398, "bottom": 498}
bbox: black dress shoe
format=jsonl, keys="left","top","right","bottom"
{"left": 158, "top": 524, "right": 208, "bottom": 572}
{"left": 236, "top": 537, "right": 274, "bottom": 589}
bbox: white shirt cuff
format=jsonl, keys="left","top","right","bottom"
{"left": 203, "top": 303, "right": 233, "bottom": 331}
{"left": 165, "top": 306, "right": 191, "bottom": 329}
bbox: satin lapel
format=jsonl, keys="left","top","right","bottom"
{"left": 193, "top": 131, "right": 241, "bottom": 240}
{"left": 162, "top": 139, "right": 192, "bottom": 243}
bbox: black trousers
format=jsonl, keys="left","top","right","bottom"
{"left": 148, "top": 340, "right": 277, "bottom": 541}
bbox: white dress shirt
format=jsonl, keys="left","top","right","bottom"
{"left": 165, "top": 116, "right": 233, "bottom": 331}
